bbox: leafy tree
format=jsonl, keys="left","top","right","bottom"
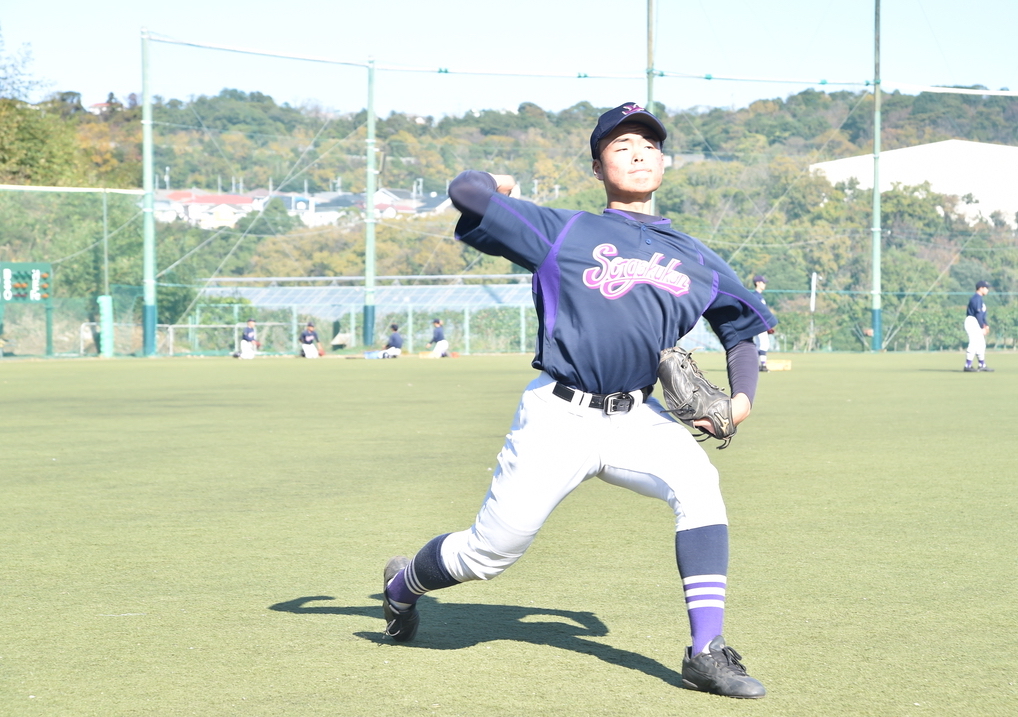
{"left": 0, "top": 99, "right": 84, "bottom": 185}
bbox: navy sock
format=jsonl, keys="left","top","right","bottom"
{"left": 386, "top": 533, "right": 460, "bottom": 607}
{"left": 675, "top": 524, "right": 729, "bottom": 654}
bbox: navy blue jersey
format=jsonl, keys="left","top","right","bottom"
{"left": 431, "top": 326, "right": 445, "bottom": 342}
{"left": 967, "top": 293, "right": 988, "bottom": 327}
{"left": 387, "top": 332, "right": 403, "bottom": 349}
{"left": 242, "top": 326, "right": 256, "bottom": 342}
{"left": 300, "top": 329, "right": 319, "bottom": 344}
{"left": 455, "top": 191, "right": 776, "bottom": 394}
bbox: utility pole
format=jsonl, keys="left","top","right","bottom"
{"left": 141, "top": 28, "right": 157, "bottom": 355}
{"left": 871, "top": 0, "right": 883, "bottom": 351}
{"left": 647, "top": 0, "right": 657, "bottom": 216}
{"left": 362, "top": 58, "right": 377, "bottom": 346}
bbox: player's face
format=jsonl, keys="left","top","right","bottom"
{"left": 592, "top": 123, "right": 664, "bottom": 201}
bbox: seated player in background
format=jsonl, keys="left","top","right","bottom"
{"left": 238, "top": 318, "right": 259, "bottom": 359}
{"left": 427, "top": 318, "right": 449, "bottom": 357}
{"left": 381, "top": 324, "right": 403, "bottom": 358}
{"left": 299, "top": 322, "right": 323, "bottom": 358}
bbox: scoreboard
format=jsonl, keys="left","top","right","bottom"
{"left": 2, "top": 262, "right": 53, "bottom": 303}
{"left": 1, "top": 262, "right": 55, "bottom": 356}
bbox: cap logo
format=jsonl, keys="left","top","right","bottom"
{"left": 621, "top": 103, "right": 644, "bottom": 115}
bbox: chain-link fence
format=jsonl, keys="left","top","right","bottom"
{"left": 4, "top": 286, "right": 1017, "bottom": 359}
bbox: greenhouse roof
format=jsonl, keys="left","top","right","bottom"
{"left": 200, "top": 283, "right": 534, "bottom": 318}
{"left": 198, "top": 280, "right": 722, "bottom": 351}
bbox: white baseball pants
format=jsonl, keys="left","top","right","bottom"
{"left": 431, "top": 340, "right": 449, "bottom": 357}
{"left": 440, "top": 372, "right": 728, "bottom": 583}
{"left": 965, "top": 316, "right": 985, "bottom": 360}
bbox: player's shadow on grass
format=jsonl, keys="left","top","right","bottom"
{"left": 269, "top": 595, "right": 684, "bottom": 688}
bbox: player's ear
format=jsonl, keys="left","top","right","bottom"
{"left": 592, "top": 159, "right": 603, "bottom": 181}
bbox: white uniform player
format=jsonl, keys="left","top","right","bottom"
{"left": 427, "top": 319, "right": 449, "bottom": 358}
{"left": 238, "top": 319, "right": 258, "bottom": 359}
{"left": 964, "top": 281, "right": 993, "bottom": 372}
{"left": 378, "top": 104, "right": 776, "bottom": 699}
{"left": 752, "top": 276, "right": 770, "bottom": 372}
{"left": 299, "top": 323, "right": 322, "bottom": 358}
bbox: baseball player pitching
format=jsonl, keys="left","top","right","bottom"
{"left": 381, "top": 103, "right": 776, "bottom": 698}
{"left": 963, "top": 280, "right": 993, "bottom": 372}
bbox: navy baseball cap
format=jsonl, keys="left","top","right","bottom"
{"left": 590, "top": 103, "right": 667, "bottom": 159}
{"left": 976, "top": 281, "right": 990, "bottom": 289}
{"left": 753, "top": 275, "right": 767, "bottom": 284}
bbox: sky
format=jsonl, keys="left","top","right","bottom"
{"left": 3, "top": 0, "right": 1016, "bottom": 118}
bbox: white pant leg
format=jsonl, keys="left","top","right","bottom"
{"left": 965, "top": 316, "right": 985, "bottom": 360}
{"left": 381, "top": 347, "right": 402, "bottom": 358}
{"left": 440, "top": 376, "right": 726, "bottom": 583}
{"left": 441, "top": 374, "right": 609, "bottom": 582}
{"left": 240, "top": 340, "right": 256, "bottom": 359}
{"left": 302, "top": 344, "right": 319, "bottom": 358}
{"left": 755, "top": 331, "right": 770, "bottom": 354}
{"left": 431, "top": 340, "right": 449, "bottom": 357}
{"left": 598, "top": 397, "right": 727, "bottom": 531}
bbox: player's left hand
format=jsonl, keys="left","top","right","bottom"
{"left": 693, "top": 393, "right": 751, "bottom": 434}
{"left": 983, "top": 325, "right": 990, "bottom": 335}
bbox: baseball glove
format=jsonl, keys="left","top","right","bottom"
{"left": 657, "top": 347, "right": 736, "bottom": 449}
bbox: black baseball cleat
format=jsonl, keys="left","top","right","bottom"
{"left": 979, "top": 365, "right": 995, "bottom": 372}
{"left": 759, "top": 365, "right": 769, "bottom": 373}
{"left": 681, "top": 636, "right": 766, "bottom": 699}
{"left": 963, "top": 366, "right": 979, "bottom": 372}
{"left": 382, "top": 556, "right": 419, "bottom": 642}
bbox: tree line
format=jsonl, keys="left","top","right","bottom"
{"left": 2, "top": 30, "right": 1017, "bottom": 350}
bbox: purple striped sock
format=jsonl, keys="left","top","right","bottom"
{"left": 385, "top": 568, "right": 418, "bottom": 606}
{"left": 683, "top": 574, "right": 727, "bottom": 654}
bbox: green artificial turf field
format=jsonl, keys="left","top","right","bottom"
{"left": 1, "top": 352, "right": 1015, "bottom": 716}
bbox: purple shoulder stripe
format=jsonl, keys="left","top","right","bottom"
{"left": 717, "top": 290, "right": 774, "bottom": 330}
{"left": 537, "top": 211, "right": 585, "bottom": 338}
{"left": 490, "top": 195, "right": 553, "bottom": 247}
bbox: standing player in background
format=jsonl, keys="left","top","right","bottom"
{"left": 299, "top": 322, "right": 323, "bottom": 358}
{"left": 379, "top": 103, "right": 775, "bottom": 699}
{"left": 964, "top": 281, "right": 993, "bottom": 372}
{"left": 238, "top": 318, "right": 259, "bottom": 359}
{"left": 427, "top": 318, "right": 449, "bottom": 358}
{"left": 751, "top": 275, "right": 772, "bottom": 372}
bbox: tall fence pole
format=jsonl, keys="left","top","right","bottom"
{"left": 141, "top": 28, "right": 157, "bottom": 355}
{"left": 519, "top": 305, "right": 526, "bottom": 353}
{"left": 870, "top": 0, "right": 883, "bottom": 351}
{"left": 646, "top": 0, "right": 657, "bottom": 216}
{"left": 362, "top": 59, "right": 377, "bottom": 346}
{"left": 407, "top": 305, "right": 413, "bottom": 353}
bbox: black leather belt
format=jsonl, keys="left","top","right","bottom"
{"left": 552, "top": 383, "right": 652, "bottom": 414}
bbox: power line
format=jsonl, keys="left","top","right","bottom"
{"left": 151, "top": 32, "right": 1018, "bottom": 98}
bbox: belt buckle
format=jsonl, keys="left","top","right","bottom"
{"left": 603, "top": 392, "right": 634, "bottom": 415}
